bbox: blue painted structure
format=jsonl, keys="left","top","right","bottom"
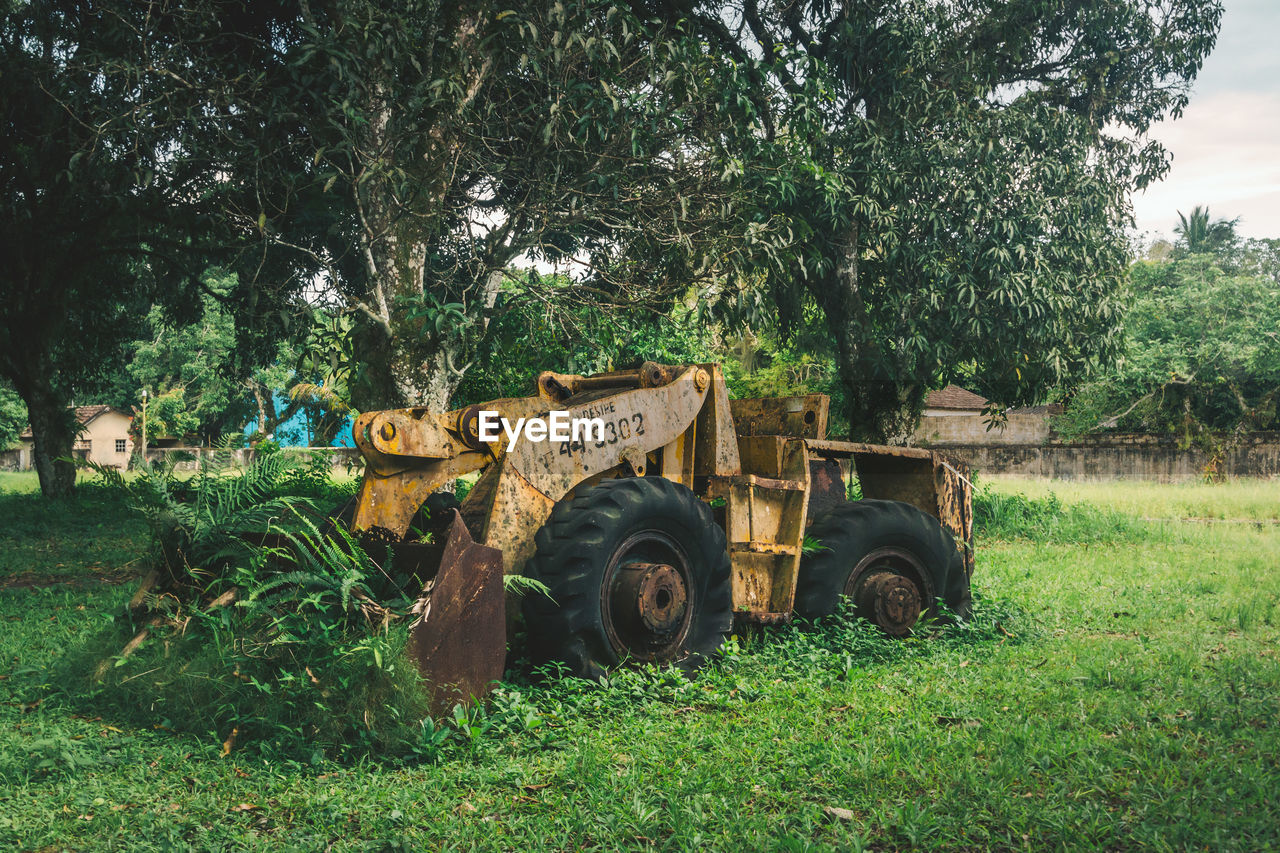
{"left": 243, "top": 392, "right": 355, "bottom": 448}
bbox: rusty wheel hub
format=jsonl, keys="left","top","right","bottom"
{"left": 615, "top": 562, "right": 689, "bottom": 634}
{"left": 602, "top": 532, "right": 694, "bottom": 661}
{"left": 855, "top": 570, "right": 922, "bottom": 636}
{"left": 843, "top": 546, "right": 929, "bottom": 637}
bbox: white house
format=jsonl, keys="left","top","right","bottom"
{"left": 19, "top": 405, "right": 135, "bottom": 469}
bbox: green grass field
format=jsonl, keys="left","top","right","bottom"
{"left": 1, "top": 476, "right": 1278, "bottom": 851}
{"left": 983, "top": 475, "right": 1280, "bottom": 522}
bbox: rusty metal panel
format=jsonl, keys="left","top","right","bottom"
{"left": 717, "top": 435, "right": 809, "bottom": 616}
{"left": 406, "top": 510, "right": 507, "bottom": 715}
{"left": 474, "top": 458, "right": 557, "bottom": 578}
{"left": 769, "top": 439, "right": 810, "bottom": 614}
{"left": 366, "top": 409, "right": 457, "bottom": 459}
{"left": 511, "top": 365, "right": 710, "bottom": 498}
{"left": 354, "top": 365, "right": 713, "bottom": 550}
{"left": 853, "top": 452, "right": 939, "bottom": 520}
{"left": 806, "top": 439, "right": 934, "bottom": 460}
{"left": 729, "top": 394, "right": 830, "bottom": 440}
{"left": 737, "top": 435, "right": 788, "bottom": 477}
{"left": 933, "top": 453, "right": 975, "bottom": 576}
{"left": 693, "top": 364, "right": 742, "bottom": 477}
{"left": 729, "top": 550, "right": 775, "bottom": 614}
{"left": 807, "top": 458, "right": 846, "bottom": 520}
{"left": 351, "top": 451, "right": 487, "bottom": 537}
{"left": 657, "top": 432, "right": 695, "bottom": 487}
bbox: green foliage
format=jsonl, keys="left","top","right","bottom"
{"left": 690, "top": 0, "right": 1224, "bottom": 439}
{"left": 454, "top": 273, "right": 720, "bottom": 405}
{"left": 85, "top": 453, "right": 316, "bottom": 581}
{"left": 1174, "top": 206, "right": 1240, "bottom": 257}
{"left": 155, "top": 1, "right": 763, "bottom": 411}
{"left": 290, "top": 311, "right": 358, "bottom": 446}
{"left": 973, "top": 486, "right": 1150, "bottom": 544}
{"left": 120, "top": 272, "right": 250, "bottom": 443}
{"left": 1057, "top": 252, "right": 1280, "bottom": 445}
{"left": 0, "top": 384, "right": 26, "bottom": 449}
{"left": 81, "top": 538, "right": 428, "bottom": 758}
{"left": 69, "top": 456, "right": 423, "bottom": 756}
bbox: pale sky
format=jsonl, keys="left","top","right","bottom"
{"left": 1131, "top": 0, "right": 1280, "bottom": 242}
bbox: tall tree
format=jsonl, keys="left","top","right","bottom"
{"left": 1, "top": 3, "right": 182, "bottom": 495}
{"left": 1174, "top": 205, "right": 1240, "bottom": 257}
{"left": 662, "top": 0, "right": 1224, "bottom": 440}
{"left": 174, "top": 1, "right": 758, "bottom": 412}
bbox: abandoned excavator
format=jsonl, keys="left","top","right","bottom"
{"left": 347, "top": 362, "right": 973, "bottom": 710}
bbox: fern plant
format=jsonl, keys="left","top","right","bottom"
{"left": 86, "top": 451, "right": 317, "bottom": 584}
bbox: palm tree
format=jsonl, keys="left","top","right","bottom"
{"left": 1174, "top": 206, "right": 1240, "bottom": 254}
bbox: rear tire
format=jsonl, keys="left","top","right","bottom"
{"left": 523, "top": 477, "right": 733, "bottom": 679}
{"left": 796, "top": 500, "right": 970, "bottom": 633}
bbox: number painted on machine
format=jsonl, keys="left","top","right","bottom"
{"left": 557, "top": 413, "right": 646, "bottom": 456}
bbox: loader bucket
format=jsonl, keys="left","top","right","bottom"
{"left": 400, "top": 509, "right": 507, "bottom": 715}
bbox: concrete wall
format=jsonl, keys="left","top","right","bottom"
{"left": 935, "top": 433, "right": 1280, "bottom": 482}
{"left": 0, "top": 448, "right": 23, "bottom": 472}
{"left": 914, "top": 409, "right": 1050, "bottom": 446}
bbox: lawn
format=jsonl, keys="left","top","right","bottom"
{"left": 1, "top": 476, "right": 1278, "bottom": 851}
{"left": 0, "top": 473, "right": 148, "bottom": 584}
{"left": 983, "top": 474, "right": 1280, "bottom": 522}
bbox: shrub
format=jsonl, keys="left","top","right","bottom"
{"left": 69, "top": 453, "right": 433, "bottom": 759}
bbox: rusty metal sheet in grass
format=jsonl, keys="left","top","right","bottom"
{"left": 405, "top": 509, "right": 506, "bottom": 714}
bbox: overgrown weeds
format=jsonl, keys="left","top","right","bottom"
{"left": 973, "top": 485, "right": 1157, "bottom": 542}
{"left": 50, "top": 453, "right": 431, "bottom": 760}
{"left": 385, "top": 591, "right": 1039, "bottom": 765}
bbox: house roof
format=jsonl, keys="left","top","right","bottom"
{"left": 1008, "top": 403, "right": 1064, "bottom": 416}
{"left": 924, "top": 385, "right": 989, "bottom": 411}
{"left": 20, "top": 405, "right": 132, "bottom": 439}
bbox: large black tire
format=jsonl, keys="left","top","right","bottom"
{"left": 523, "top": 477, "right": 733, "bottom": 679}
{"left": 796, "top": 500, "right": 970, "bottom": 634}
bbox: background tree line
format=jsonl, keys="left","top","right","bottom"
{"left": 1055, "top": 208, "right": 1280, "bottom": 449}
{"left": 2, "top": 0, "right": 1224, "bottom": 496}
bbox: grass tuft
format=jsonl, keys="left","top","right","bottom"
{"left": 973, "top": 485, "right": 1157, "bottom": 543}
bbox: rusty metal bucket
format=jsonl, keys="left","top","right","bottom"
{"left": 399, "top": 509, "right": 507, "bottom": 715}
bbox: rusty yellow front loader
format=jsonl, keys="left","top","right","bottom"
{"left": 348, "top": 362, "right": 973, "bottom": 710}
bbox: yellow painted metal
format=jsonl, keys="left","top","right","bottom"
{"left": 348, "top": 364, "right": 973, "bottom": 622}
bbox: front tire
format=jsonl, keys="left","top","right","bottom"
{"left": 523, "top": 477, "right": 733, "bottom": 679}
{"left": 796, "top": 500, "right": 970, "bottom": 634}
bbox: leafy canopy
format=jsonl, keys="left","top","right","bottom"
{"left": 672, "top": 0, "right": 1224, "bottom": 438}
{"left": 1056, "top": 253, "right": 1280, "bottom": 442}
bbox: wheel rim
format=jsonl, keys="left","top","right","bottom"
{"left": 601, "top": 529, "right": 695, "bottom": 662}
{"left": 843, "top": 546, "right": 928, "bottom": 636}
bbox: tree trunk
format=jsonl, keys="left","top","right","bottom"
{"left": 813, "top": 221, "right": 926, "bottom": 444}
{"left": 24, "top": 376, "right": 77, "bottom": 497}
{"left": 312, "top": 411, "right": 347, "bottom": 447}
{"left": 394, "top": 346, "right": 461, "bottom": 412}
{"left": 839, "top": 373, "right": 925, "bottom": 445}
